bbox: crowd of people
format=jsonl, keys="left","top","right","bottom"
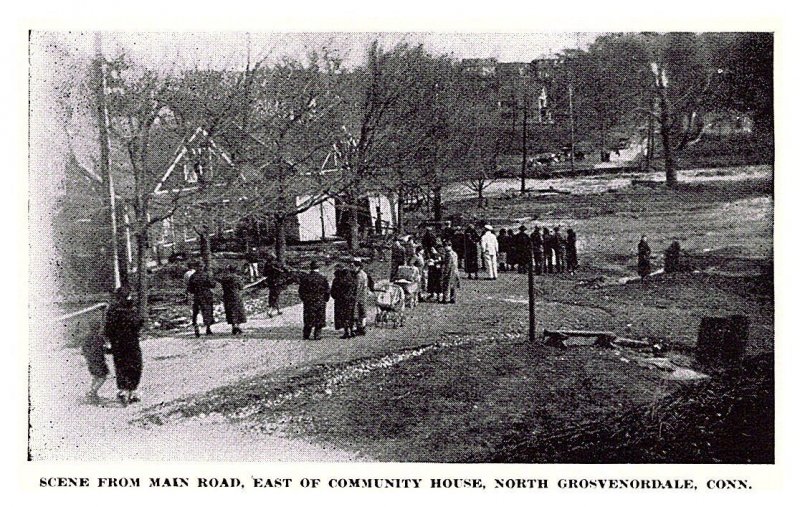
{"left": 391, "top": 223, "right": 581, "bottom": 286}
{"left": 86, "top": 222, "right": 584, "bottom": 406}
{"left": 83, "top": 225, "right": 680, "bottom": 407}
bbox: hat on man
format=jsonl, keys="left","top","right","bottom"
{"left": 519, "top": 225, "right": 528, "bottom": 231}
{"left": 484, "top": 224, "right": 494, "bottom": 231}
{"left": 309, "top": 260, "right": 320, "bottom": 270}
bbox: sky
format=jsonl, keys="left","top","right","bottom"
{"left": 45, "top": 31, "right": 601, "bottom": 69}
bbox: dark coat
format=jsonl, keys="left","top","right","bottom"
{"left": 421, "top": 230, "right": 437, "bottom": 253}
{"left": 82, "top": 331, "right": 109, "bottom": 378}
{"left": 391, "top": 241, "right": 406, "bottom": 280}
{"left": 498, "top": 232, "right": 510, "bottom": 255}
{"left": 531, "top": 229, "right": 544, "bottom": 254}
{"left": 427, "top": 255, "right": 443, "bottom": 294}
{"left": 553, "top": 230, "right": 566, "bottom": 254}
{"left": 330, "top": 269, "right": 357, "bottom": 330}
{"left": 218, "top": 273, "right": 247, "bottom": 325}
{"left": 566, "top": 230, "right": 578, "bottom": 269}
{"left": 543, "top": 231, "right": 554, "bottom": 254}
{"left": 452, "top": 230, "right": 466, "bottom": 259}
{"left": 263, "top": 261, "right": 285, "bottom": 289}
{"left": 104, "top": 299, "right": 143, "bottom": 391}
{"left": 638, "top": 239, "right": 652, "bottom": 277}
{"left": 514, "top": 231, "right": 531, "bottom": 264}
{"left": 463, "top": 228, "right": 481, "bottom": 274}
{"left": 188, "top": 271, "right": 216, "bottom": 324}
{"left": 299, "top": 271, "right": 330, "bottom": 328}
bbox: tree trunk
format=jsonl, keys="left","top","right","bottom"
{"left": 662, "top": 126, "right": 677, "bottom": 186}
{"left": 274, "top": 213, "right": 287, "bottom": 264}
{"left": 134, "top": 230, "right": 149, "bottom": 324}
{"left": 117, "top": 223, "right": 130, "bottom": 287}
{"left": 199, "top": 232, "right": 212, "bottom": 271}
{"left": 477, "top": 183, "right": 484, "bottom": 208}
{"left": 433, "top": 185, "right": 443, "bottom": 223}
{"left": 658, "top": 92, "right": 678, "bottom": 186}
{"left": 396, "top": 187, "right": 404, "bottom": 234}
{"left": 347, "top": 206, "right": 360, "bottom": 251}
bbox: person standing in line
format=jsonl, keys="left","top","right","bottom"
{"left": 463, "top": 225, "right": 481, "bottom": 279}
{"left": 664, "top": 240, "right": 681, "bottom": 274}
{"left": 390, "top": 235, "right": 406, "bottom": 281}
{"left": 352, "top": 259, "right": 371, "bottom": 335}
{"left": 638, "top": 235, "right": 652, "bottom": 282}
{"left": 298, "top": 261, "right": 330, "bottom": 340}
{"left": 187, "top": 263, "right": 216, "bottom": 337}
{"left": 217, "top": 264, "right": 247, "bottom": 335}
{"left": 497, "top": 229, "right": 509, "bottom": 272}
{"left": 427, "top": 248, "right": 443, "bottom": 302}
{"left": 421, "top": 227, "right": 437, "bottom": 257}
{"left": 480, "top": 225, "right": 499, "bottom": 280}
{"left": 105, "top": 285, "right": 143, "bottom": 406}
{"left": 452, "top": 226, "right": 466, "bottom": 269}
{"left": 553, "top": 226, "right": 566, "bottom": 274}
{"left": 566, "top": 228, "right": 578, "bottom": 275}
{"left": 531, "top": 225, "right": 544, "bottom": 275}
{"left": 245, "top": 247, "right": 260, "bottom": 282}
{"left": 542, "top": 227, "right": 554, "bottom": 274}
{"left": 403, "top": 234, "right": 417, "bottom": 265}
{"left": 515, "top": 225, "right": 531, "bottom": 274}
{"left": 82, "top": 318, "right": 110, "bottom": 404}
{"left": 440, "top": 242, "right": 460, "bottom": 304}
{"left": 411, "top": 245, "right": 428, "bottom": 301}
{"left": 441, "top": 224, "right": 455, "bottom": 245}
{"left": 330, "top": 264, "right": 357, "bottom": 339}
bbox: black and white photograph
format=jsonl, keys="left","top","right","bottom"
{"left": 27, "top": 27, "right": 775, "bottom": 465}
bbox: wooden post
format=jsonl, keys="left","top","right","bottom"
{"left": 528, "top": 244, "right": 536, "bottom": 341}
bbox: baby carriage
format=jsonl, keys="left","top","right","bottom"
{"left": 393, "top": 265, "right": 420, "bottom": 309}
{"left": 374, "top": 280, "right": 406, "bottom": 328}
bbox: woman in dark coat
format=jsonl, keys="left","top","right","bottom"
{"left": 330, "top": 266, "right": 357, "bottom": 339}
{"left": 427, "top": 249, "right": 443, "bottom": 302}
{"left": 187, "top": 264, "right": 216, "bottom": 337}
{"left": 218, "top": 264, "right": 247, "bottom": 335}
{"left": 452, "top": 227, "right": 465, "bottom": 268}
{"left": 463, "top": 225, "right": 481, "bottom": 278}
{"left": 566, "top": 228, "right": 578, "bottom": 274}
{"left": 638, "top": 234, "right": 652, "bottom": 281}
{"left": 542, "top": 227, "right": 554, "bottom": 274}
{"left": 105, "top": 285, "right": 143, "bottom": 406}
{"left": 82, "top": 325, "right": 109, "bottom": 404}
{"left": 298, "top": 261, "right": 330, "bottom": 340}
{"left": 497, "top": 229, "right": 509, "bottom": 272}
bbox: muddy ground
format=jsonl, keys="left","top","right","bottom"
{"left": 122, "top": 170, "right": 773, "bottom": 463}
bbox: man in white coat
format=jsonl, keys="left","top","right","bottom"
{"left": 480, "top": 225, "right": 499, "bottom": 280}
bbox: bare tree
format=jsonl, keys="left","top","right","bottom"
{"left": 102, "top": 55, "right": 252, "bottom": 319}
{"left": 332, "top": 42, "right": 450, "bottom": 247}
{"left": 232, "top": 52, "right": 348, "bottom": 263}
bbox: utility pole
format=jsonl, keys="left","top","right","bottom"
{"left": 520, "top": 83, "right": 528, "bottom": 194}
{"left": 94, "top": 32, "right": 121, "bottom": 290}
{"left": 528, "top": 242, "right": 536, "bottom": 341}
{"left": 568, "top": 83, "right": 576, "bottom": 170}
